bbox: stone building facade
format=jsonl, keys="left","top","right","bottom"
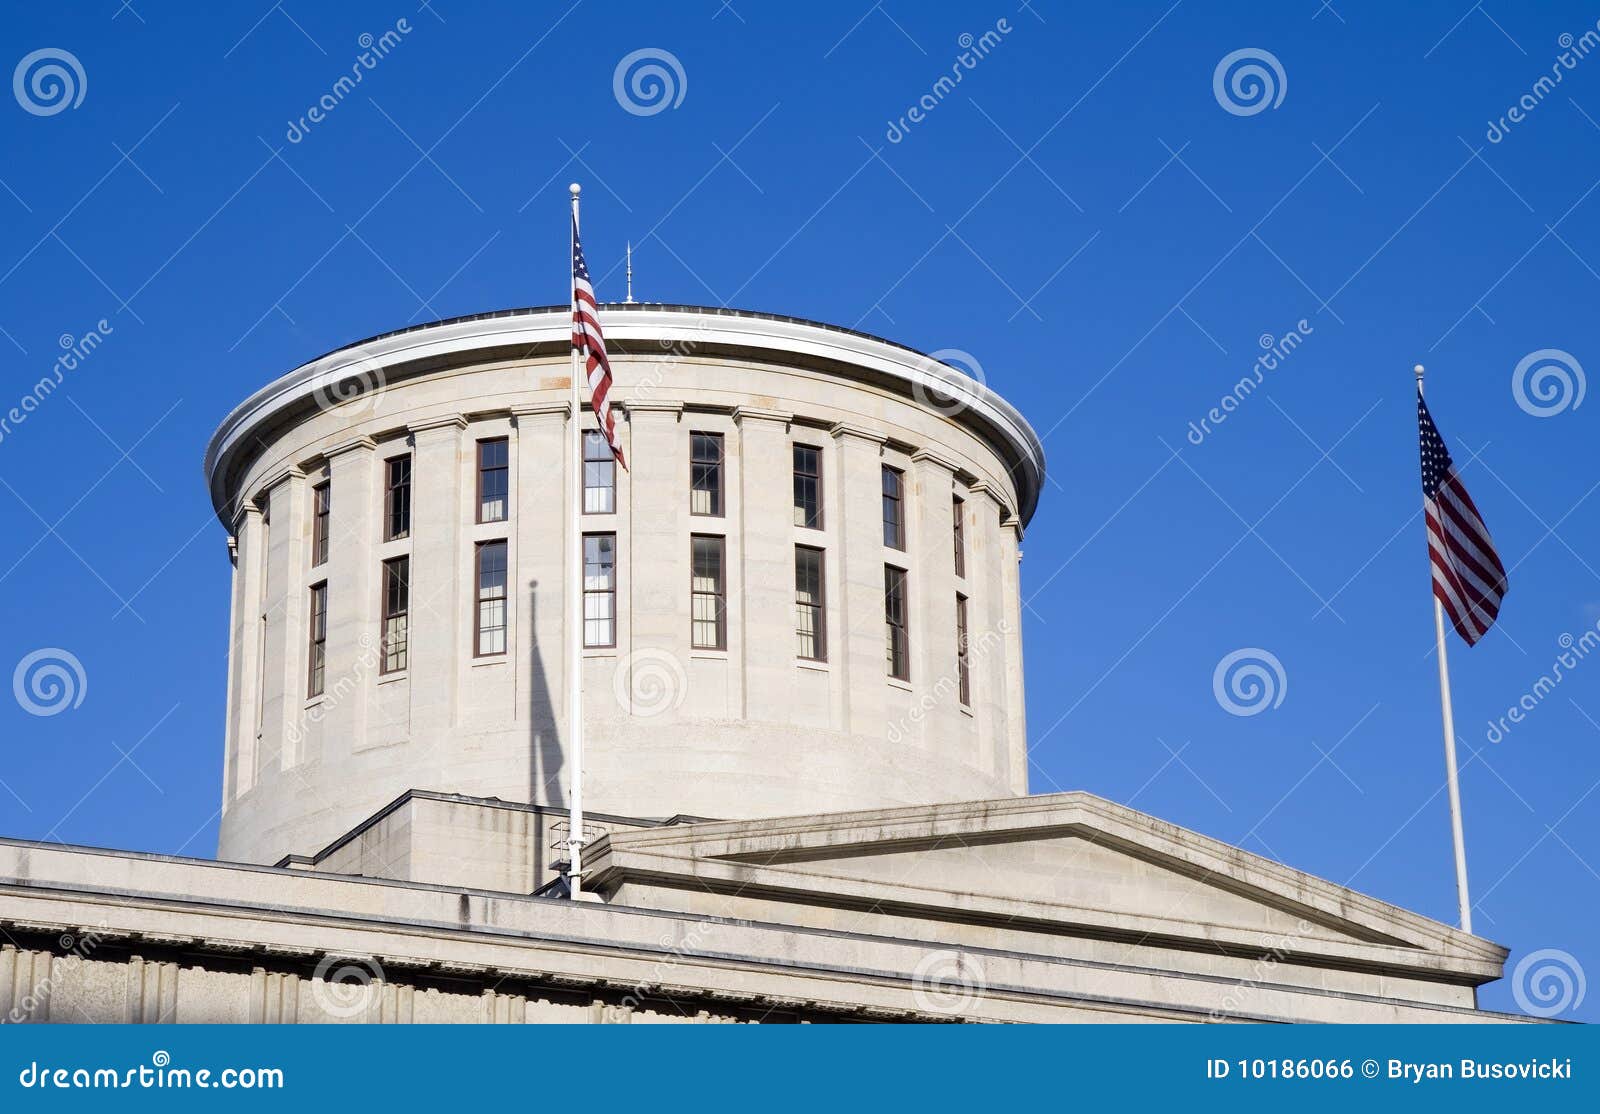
{"left": 0, "top": 305, "right": 1537, "bottom": 1023}
{"left": 203, "top": 306, "right": 1040, "bottom": 866}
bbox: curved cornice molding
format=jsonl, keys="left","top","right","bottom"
{"left": 204, "top": 304, "right": 1047, "bottom": 526}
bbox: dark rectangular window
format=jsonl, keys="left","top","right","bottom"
{"left": 311, "top": 481, "right": 330, "bottom": 567}
{"left": 691, "top": 432, "right": 724, "bottom": 517}
{"left": 691, "top": 535, "right": 727, "bottom": 649}
{"left": 793, "top": 444, "right": 822, "bottom": 529}
{"left": 380, "top": 556, "right": 410, "bottom": 673}
{"left": 477, "top": 438, "right": 509, "bottom": 523}
{"left": 583, "top": 533, "right": 616, "bottom": 648}
{"left": 882, "top": 466, "right": 905, "bottom": 550}
{"left": 795, "top": 545, "right": 826, "bottom": 661}
{"left": 583, "top": 430, "right": 615, "bottom": 514}
{"left": 384, "top": 455, "right": 412, "bottom": 541}
{"left": 885, "top": 565, "right": 909, "bottom": 681}
{"left": 952, "top": 495, "right": 965, "bottom": 578}
{"left": 956, "top": 593, "right": 971, "bottom": 706}
{"left": 475, "top": 540, "right": 508, "bottom": 656}
{"left": 307, "top": 581, "right": 328, "bottom": 697}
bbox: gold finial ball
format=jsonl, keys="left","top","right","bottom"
{"left": 568, "top": 183, "right": 581, "bottom": 196}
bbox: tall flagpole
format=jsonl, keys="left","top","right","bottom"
{"left": 568, "top": 183, "right": 587, "bottom": 898}
{"left": 1416, "top": 362, "right": 1473, "bottom": 934}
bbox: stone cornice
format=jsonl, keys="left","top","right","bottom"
{"left": 203, "top": 307, "right": 1046, "bottom": 528}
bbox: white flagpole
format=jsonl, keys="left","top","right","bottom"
{"left": 1416, "top": 363, "right": 1473, "bottom": 934}
{"left": 568, "top": 183, "right": 587, "bottom": 898}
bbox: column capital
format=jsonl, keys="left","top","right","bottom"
{"left": 910, "top": 447, "right": 959, "bottom": 473}
{"left": 323, "top": 434, "right": 377, "bottom": 459}
{"left": 510, "top": 402, "right": 571, "bottom": 422}
{"left": 829, "top": 421, "right": 887, "bottom": 446}
{"left": 620, "top": 398, "right": 684, "bottom": 418}
{"left": 407, "top": 414, "right": 469, "bottom": 436}
{"left": 231, "top": 501, "right": 263, "bottom": 533}
{"left": 256, "top": 464, "right": 305, "bottom": 496}
{"left": 731, "top": 406, "right": 793, "bottom": 428}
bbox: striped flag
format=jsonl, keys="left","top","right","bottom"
{"left": 571, "top": 216, "right": 626, "bottom": 468}
{"left": 1418, "top": 390, "right": 1506, "bottom": 645}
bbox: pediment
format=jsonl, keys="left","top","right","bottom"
{"left": 586, "top": 792, "right": 1507, "bottom": 978}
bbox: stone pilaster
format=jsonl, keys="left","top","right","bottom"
{"left": 406, "top": 416, "right": 468, "bottom": 746}
{"left": 830, "top": 423, "right": 889, "bottom": 738}
{"left": 909, "top": 449, "right": 960, "bottom": 752}
{"left": 320, "top": 436, "right": 378, "bottom": 767}
{"left": 618, "top": 401, "right": 684, "bottom": 718}
{"left": 274, "top": 467, "right": 309, "bottom": 771}
{"left": 733, "top": 407, "right": 795, "bottom": 723}
{"left": 1000, "top": 509, "right": 1027, "bottom": 794}
{"left": 511, "top": 404, "right": 569, "bottom": 803}
{"left": 228, "top": 503, "right": 265, "bottom": 801}
{"left": 125, "top": 955, "right": 178, "bottom": 1023}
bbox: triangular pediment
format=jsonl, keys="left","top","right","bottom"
{"left": 585, "top": 792, "right": 1507, "bottom": 980}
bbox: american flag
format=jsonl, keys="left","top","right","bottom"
{"left": 571, "top": 216, "right": 626, "bottom": 468}
{"left": 1418, "top": 390, "right": 1506, "bottom": 646}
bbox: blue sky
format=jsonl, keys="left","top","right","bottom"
{"left": 1, "top": 1, "right": 1596, "bottom": 1021}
